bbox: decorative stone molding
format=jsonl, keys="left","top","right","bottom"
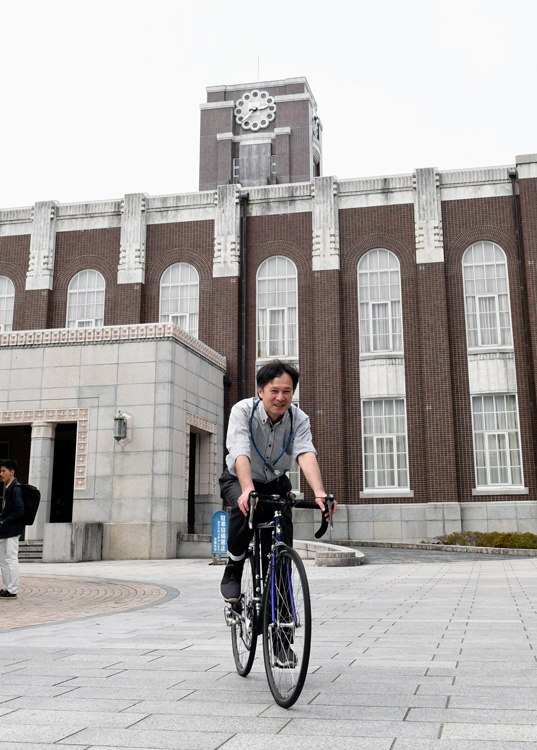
{"left": 339, "top": 175, "right": 414, "bottom": 194}
{"left": 213, "top": 184, "right": 241, "bottom": 278}
{"left": 216, "top": 129, "right": 292, "bottom": 145}
{"left": 0, "top": 408, "right": 89, "bottom": 490}
{"left": 359, "top": 357, "right": 406, "bottom": 399}
{"left": 31, "top": 421, "right": 55, "bottom": 439}
{"left": 185, "top": 413, "right": 218, "bottom": 493}
{"left": 516, "top": 153, "right": 537, "bottom": 180}
{"left": 0, "top": 323, "right": 226, "bottom": 370}
{"left": 118, "top": 193, "right": 148, "bottom": 285}
{"left": 26, "top": 201, "right": 59, "bottom": 291}
{"left": 439, "top": 167, "right": 511, "bottom": 186}
{"left": 312, "top": 176, "right": 340, "bottom": 271}
{"left": 413, "top": 168, "right": 444, "bottom": 263}
{"left": 199, "top": 100, "right": 235, "bottom": 110}
{"left": 467, "top": 351, "right": 517, "bottom": 395}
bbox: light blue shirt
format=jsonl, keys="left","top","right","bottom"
{"left": 226, "top": 397, "right": 317, "bottom": 483}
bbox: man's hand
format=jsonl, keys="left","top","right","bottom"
{"left": 314, "top": 495, "right": 338, "bottom": 521}
{"left": 237, "top": 489, "right": 256, "bottom": 516}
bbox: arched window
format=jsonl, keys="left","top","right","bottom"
{"left": 462, "top": 242, "right": 513, "bottom": 348}
{"left": 256, "top": 256, "right": 297, "bottom": 360}
{"left": 66, "top": 270, "right": 105, "bottom": 328}
{"left": 0, "top": 276, "right": 15, "bottom": 333}
{"left": 159, "top": 263, "right": 199, "bottom": 338}
{"left": 358, "top": 249, "right": 403, "bottom": 354}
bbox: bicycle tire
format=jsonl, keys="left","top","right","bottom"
{"left": 231, "top": 554, "right": 258, "bottom": 676}
{"left": 262, "top": 546, "right": 311, "bottom": 708}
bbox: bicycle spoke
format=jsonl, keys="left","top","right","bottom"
{"left": 231, "top": 555, "right": 258, "bottom": 676}
{"left": 263, "top": 547, "right": 311, "bottom": 707}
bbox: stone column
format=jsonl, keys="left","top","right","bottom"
{"left": 213, "top": 184, "right": 242, "bottom": 409}
{"left": 24, "top": 200, "right": 59, "bottom": 330}
{"left": 413, "top": 168, "right": 458, "bottom": 503}
{"left": 116, "top": 192, "right": 148, "bottom": 323}
{"left": 26, "top": 422, "right": 55, "bottom": 541}
{"left": 274, "top": 127, "right": 291, "bottom": 184}
{"left": 311, "top": 177, "right": 345, "bottom": 500}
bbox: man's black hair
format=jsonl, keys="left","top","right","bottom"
{"left": 0, "top": 459, "right": 17, "bottom": 474}
{"left": 257, "top": 360, "right": 299, "bottom": 392}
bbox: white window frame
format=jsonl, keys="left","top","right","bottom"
{"left": 358, "top": 248, "right": 403, "bottom": 355}
{"left": 66, "top": 270, "right": 105, "bottom": 329}
{"left": 471, "top": 394, "right": 524, "bottom": 489}
{"left": 0, "top": 276, "right": 15, "bottom": 333}
{"left": 462, "top": 241, "right": 513, "bottom": 351}
{"left": 362, "top": 398, "right": 409, "bottom": 490}
{"left": 159, "top": 262, "right": 199, "bottom": 339}
{"left": 256, "top": 256, "right": 298, "bottom": 362}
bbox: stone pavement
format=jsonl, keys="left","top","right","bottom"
{"left": 0, "top": 576, "right": 169, "bottom": 631}
{"left": 0, "top": 551, "right": 536, "bottom": 748}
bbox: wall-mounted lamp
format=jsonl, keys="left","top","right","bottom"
{"left": 114, "top": 410, "right": 133, "bottom": 446}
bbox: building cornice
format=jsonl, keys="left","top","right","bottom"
{"left": 0, "top": 324, "right": 226, "bottom": 371}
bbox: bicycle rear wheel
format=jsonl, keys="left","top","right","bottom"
{"left": 231, "top": 554, "right": 258, "bottom": 676}
{"left": 262, "top": 546, "right": 311, "bottom": 708}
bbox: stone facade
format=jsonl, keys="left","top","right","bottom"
{"left": 0, "top": 325, "right": 225, "bottom": 558}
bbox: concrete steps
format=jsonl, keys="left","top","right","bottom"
{"left": 19, "top": 540, "right": 43, "bottom": 562}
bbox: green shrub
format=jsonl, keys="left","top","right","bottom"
{"left": 434, "top": 531, "right": 537, "bottom": 549}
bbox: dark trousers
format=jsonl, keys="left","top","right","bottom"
{"left": 219, "top": 469, "right": 293, "bottom": 560}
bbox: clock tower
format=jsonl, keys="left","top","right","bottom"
{"left": 199, "top": 77, "right": 322, "bottom": 190}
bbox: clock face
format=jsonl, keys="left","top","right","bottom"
{"left": 234, "top": 90, "right": 276, "bottom": 131}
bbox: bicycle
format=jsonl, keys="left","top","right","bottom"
{"left": 224, "top": 490, "right": 335, "bottom": 708}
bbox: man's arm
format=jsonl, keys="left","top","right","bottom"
{"left": 297, "top": 452, "right": 338, "bottom": 516}
{"left": 235, "top": 455, "right": 256, "bottom": 516}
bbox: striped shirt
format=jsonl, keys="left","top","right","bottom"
{"left": 225, "top": 397, "right": 317, "bottom": 483}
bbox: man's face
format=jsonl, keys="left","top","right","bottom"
{"left": 0, "top": 466, "right": 14, "bottom": 484}
{"left": 258, "top": 373, "right": 294, "bottom": 423}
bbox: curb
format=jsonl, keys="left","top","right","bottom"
{"left": 335, "top": 540, "right": 537, "bottom": 557}
{"left": 294, "top": 539, "right": 365, "bottom": 567}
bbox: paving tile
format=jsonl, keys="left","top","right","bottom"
{"left": 219, "top": 736, "right": 393, "bottom": 750}
{"left": 58, "top": 728, "right": 233, "bottom": 749}
{"left": 442, "top": 723, "right": 537, "bottom": 741}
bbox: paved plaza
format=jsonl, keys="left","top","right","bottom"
{"left": 0, "top": 549, "right": 536, "bottom": 749}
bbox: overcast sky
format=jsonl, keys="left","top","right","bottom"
{"left": 1, "top": 0, "right": 536, "bottom": 209}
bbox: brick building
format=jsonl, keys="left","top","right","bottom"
{"left": 1, "top": 76, "right": 537, "bottom": 549}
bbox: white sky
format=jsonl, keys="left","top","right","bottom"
{"left": 1, "top": 0, "right": 536, "bottom": 209}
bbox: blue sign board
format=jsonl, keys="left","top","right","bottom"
{"left": 211, "top": 511, "right": 228, "bottom": 558}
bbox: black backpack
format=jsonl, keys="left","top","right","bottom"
{"left": 18, "top": 484, "right": 41, "bottom": 526}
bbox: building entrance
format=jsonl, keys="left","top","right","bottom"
{"left": 0, "top": 425, "right": 32, "bottom": 482}
{"left": 50, "top": 423, "right": 77, "bottom": 523}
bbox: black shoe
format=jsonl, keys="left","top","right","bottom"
{"left": 220, "top": 561, "right": 243, "bottom": 602}
{"left": 0, "top": 591, "right": 17, "bottom": 599}
{"left": 274, "top": 646, "right": 298, "bottom": 668}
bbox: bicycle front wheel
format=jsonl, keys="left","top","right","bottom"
{"left": 262, "top": 546, "right": 311, "bottom": 708}
{"left": 231, "top": 555, "right": 258, "bottom": 676}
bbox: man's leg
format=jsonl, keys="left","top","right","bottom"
{"left": 0, "top": 538, "right": 8, "bottom": 593}
{"left": 219, "top": 470, "right": 249, "bottom": 601}
{"left": 0, "top": 536, "right": 19, "bottom": 597}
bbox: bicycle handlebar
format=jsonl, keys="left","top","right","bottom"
{"left": 248, "top": 492, "right": 335, "bottom": 539}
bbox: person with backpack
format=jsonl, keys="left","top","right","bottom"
{"left": 0, "top": 459, "right": 25, "bottom": 599}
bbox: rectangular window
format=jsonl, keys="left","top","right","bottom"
{"left": 362, "top": 399, "right": 408, "bottom": 489}
{"left": 472, "top": 394, "right": 523, "bottom": 487}
{"left": 232, "top": 158, "right": 240, "bottom": 183}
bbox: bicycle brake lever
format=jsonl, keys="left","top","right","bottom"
{"left": 248, "top": 491, "right": 258, "bottom": 530}
{"left": 326, "top": 494, "right": 334, "bottom": 531}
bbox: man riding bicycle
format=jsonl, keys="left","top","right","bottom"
{"left": 219, "top": 360, "right": 337, "bottom": 605}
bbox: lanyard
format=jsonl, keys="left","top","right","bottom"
{"left": 249, "top": 399, "right": 294, "bottom": 477}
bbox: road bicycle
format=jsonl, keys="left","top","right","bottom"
{"left": 224, "top": 491, "right": 335, "bottom": 708}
